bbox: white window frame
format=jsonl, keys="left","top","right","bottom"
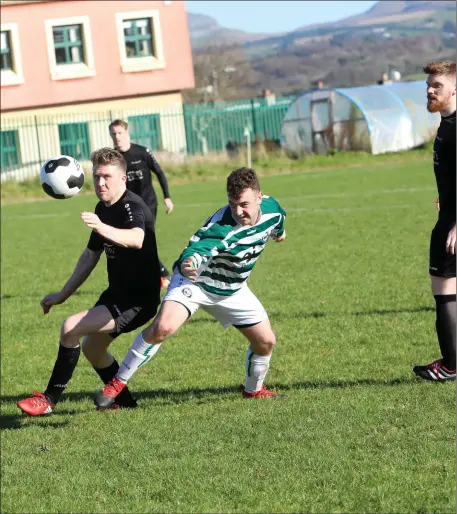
{"left": 44, "top": 16, "right": 95, "bottom": 81}
{"left": 116, "top": 10, "right": 165, "bottom": 74}
{"left": 1, "top": 23, "right": 24, "bottom": 87}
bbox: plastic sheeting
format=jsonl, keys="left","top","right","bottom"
{"left": 281, "top": 81, "right": 440, "bottom": 156}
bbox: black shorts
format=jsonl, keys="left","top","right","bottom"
{"left": 429, "top": 220, "right": 456, "bottom": 278}
{"left": 94, "top": 289, "right": 159, "bottom": 339}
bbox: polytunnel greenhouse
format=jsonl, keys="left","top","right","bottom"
{"left": 281, "top": 80, "right": 440, "bottom": 156}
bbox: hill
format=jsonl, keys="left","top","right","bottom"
{"left": 185, "top": 1, "right": 456, "bottom": 100}
{"left": 187, "top": 12, "right": 280, "bottom": 49}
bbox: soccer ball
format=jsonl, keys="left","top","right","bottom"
{"left": 40, "top": 155, "right": 85, "bottom": 199}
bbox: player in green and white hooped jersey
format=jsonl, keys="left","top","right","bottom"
{"left": 94, "top": 167, "right": 287, "bottom": 407}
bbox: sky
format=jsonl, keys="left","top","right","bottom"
{"left": 185, "top": 1, "right": 379, "bottom": 34}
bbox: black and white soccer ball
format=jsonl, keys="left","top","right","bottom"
{"left": 40, "top": 155, "right": 85, "bottom": 199}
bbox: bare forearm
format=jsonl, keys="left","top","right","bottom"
{"left": 95, "top": 224, "right": 144, "bottom": 249}
{"left": 61, "top": 253, "right": 98, "bottom": 299}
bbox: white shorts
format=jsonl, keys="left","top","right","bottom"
{"left": 163, "top": 273, "right": 268, "bottom": 328}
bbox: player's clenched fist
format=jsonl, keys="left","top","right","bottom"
{"left": 40, "top": 292, "right": 66, "bottom": 315}
{"left": 81, "top": 212, "right": 103, "bottom": 232}
{"left": 272, "top": 230, "right": 286, "bottom": 242}
{"left": 181, "top": 256, "right": 199, "bottom": 281}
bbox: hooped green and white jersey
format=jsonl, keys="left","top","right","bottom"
{"left": 174, "top": 195, "right": 286, "bottom": 296}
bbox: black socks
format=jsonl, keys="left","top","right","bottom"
{"left": 45, "top": 345, "right": 81, "bottom": 405}
{"left": 94, "top": 359, "right": 137, "bottom": 408}
{"left": 434, "top": 294, "right": 456, "bottom": 370}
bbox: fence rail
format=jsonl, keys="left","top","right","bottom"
{"left": 0, "top": 95, "right": 295, "bottom": 182}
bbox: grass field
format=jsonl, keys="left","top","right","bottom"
{"left": 1, "top": 159, "right": 455, "bottom": 513}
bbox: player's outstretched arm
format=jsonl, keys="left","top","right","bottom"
{"left": 40, "top": 248, "right": 102, "bottom": 314}
{"left": 177, "top": 236, "right": 224, "bottom": 281}
{"left": 175, "top": 212, "right": 232, "bottom": 279}
{"left": 81, "top": 212, "right": 145, "bottom": 249}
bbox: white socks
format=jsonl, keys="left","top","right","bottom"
{"left": 116, "top": 337, "right": 271, "bottom": 391}
{"left": 244, "top": 348, "right": 272, "bottom": 393}
{"left": 117, "top": 333, "right": 161, "bottom": 383}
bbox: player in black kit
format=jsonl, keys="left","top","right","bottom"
{"left": 413, "top": 61, "right": 456, "bottom": 381}
{"left": 109, "top": 119, "right": 174, "bottom": 289}
{"left": 17, "top": 148, "right": 161, "bottom": 416}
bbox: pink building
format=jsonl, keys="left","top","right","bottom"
{"left": 0, "top": 0, "right": 194, "bottom": 176}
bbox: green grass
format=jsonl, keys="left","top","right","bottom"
{"left": 1, "top": 143, "right": 434, "bottom": 204}
{"left": 1, "top": 158, "right": 455, "bottom": 513}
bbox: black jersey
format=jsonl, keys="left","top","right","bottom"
{"left": 87, "top": 190, "right": 161, "bottom": 301}
{"left": 433, "top": 111, "right": 456, "bottom": 222}
{"left": 119, "top": 143, "right": 170, "bottom": 212}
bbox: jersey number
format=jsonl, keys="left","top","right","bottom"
{"left": 127, "top": 170, "right": 144, "bottom": 181}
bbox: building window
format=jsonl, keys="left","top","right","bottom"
{"left": 1, "top": 31, "right": 12, "bottom": 70}
{"left": 0, "top": 24, "right": 24, "bottom": 86}
{"left": 129, "top": 114, "right": 162, "bottom": 151}
{"left": 58, "top": 122, "right": 90, "bottom": 161}
{"left": 116, "top": 10, "right": 165, "bottom": 73}
{"left": 45, "top": 17, "right": 95, "bottom": 81}
{"left": 53, "top": 25, "right": 85, "bottom": 65}
{"left": 1, "top": 130, "right": 20, "bottom": 171}
{"left": 124, "top": 19, "right": 154, "bottom": 58}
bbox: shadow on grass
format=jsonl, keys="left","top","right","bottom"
{"left": 130, "top": 376, "right": 420, "bottom": 405}
{"left": 0, "top": 414, "right": 72, "bottom": 431}
{"left": 1, "top": 375, "right": 420, "bottom": 425}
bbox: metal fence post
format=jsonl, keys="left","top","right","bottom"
{"left": 250, "top": 99, "right": 258, "bottom": 139}
{"left": 34, "top": 116, "right": 42, "bottom": 166}
{"left": 244, "top": 126, "right": 251, "bottom": 168}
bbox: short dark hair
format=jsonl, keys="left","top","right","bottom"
{"left": 423, "top": 61, "right": 456, "bottom": 77}
{"left": 109, "top": 119, "right": 129, "bottom": 131}
{"left": 90, "top": 147, "right": 127, "bottom": 175}
{"left": 226, "top": 167, "right": 260, "bottom": 198}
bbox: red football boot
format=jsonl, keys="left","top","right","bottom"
{"left": 17, "top": 392, "right": 54, "bottom": 416}
{"left": 242, "top": 385, "right": 278, "bottom": 398}
{"left": 94, "top": 377, "right": 127, "bottom": 409}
